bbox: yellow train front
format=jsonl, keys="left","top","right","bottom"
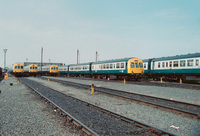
{"left": 24, "top": 64, "right": 38, "bottom": 77}
{"left": 38, "top": 65, "right": 59, "bottom": 76}
{"left": 10, "top": 63, "right": 24, "bottom": 77}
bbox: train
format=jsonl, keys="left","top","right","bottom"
{"left": 24, "top": 64, "right": 38, "bottom": 77}
{"left": 143, "top": 53, "right": 200, "bottom": 81}
{"left": 59, "top": 57, "right": 144, "bottom": 80}
{"left": 9, "top": 63, "right": 24, "bottom": 77}
{"left": 9, "top": 57, "right": 144, "bottom": 80}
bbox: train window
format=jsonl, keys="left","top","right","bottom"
{"left": 30, "top": 67, "right": 33, "bottom": 69}
{"left": 51, "top": 67, "right": 53, "bottom": 70}
{"left": 110, "top": 64, "right": 113, "bottom": 69}
{"left": 113, "top": 64, "right": 116, "bottom": 68}
{"left": 144, "top": 64, "right": 146, "bottom": 68}
{"left": 173, "top": 61, "right": 179, "bottom": 67}
{"left": 158, "top": 62, "right": 160, "bottom": 68}
{"left": 35, "top": 67, "right": 37, "bottom": 69}
{"left": 131, "top": 62, "right": 135, "bottom": 68}
{"left": 187, "top": 60, "right": 193, "bottom": 67}
{"left": 56, "top": 67, "right": 58, "bottom": 70}
{"left": 106, "top": 64, "right": 109, "bottom": 69}
{"left": 121, "top": 63, "right": 124, "bottom": 68}
{"left": 180, "top": 60, "right": 185, "bottom": 67}
{"left": 135, "top": 63, "right": 139, "bottom": 68}
{"left": 196, "top": 60, "right": 199, "bottom": 66}
{"left": 139, "top": 63, "right": 143, "bottom": 68}
{"left": 162, "top": 62, "right": 165, "bottom": 68}
{"left": 18, "top": 66, "right": 20, "bottom": 69}
{"left": 169, "top": 61, "right": 172, "bottom": 67}
{"left": 116, "top": 63, "right": 120, "bottom": 68}
{"left": 21, "top": 66, "right": 23, "bottom": 69}
{"left": 103, "top": 64, "right": 105, "bottom": 69}
{"left": 15, "top": 66, "right": 17, "bottom": 69}
{"left": 166, "top": 62, "right": 168, "bottom": 67}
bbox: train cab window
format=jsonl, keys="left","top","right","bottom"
{"left": 121, "top": 63, "right": 124, "bottom": 68}
{"left": 135, "top": 63, "right": 139, "bottom": 68}
{"left": 56, "top": 67, "right": 58, "bottom": 70}
{"left": 21, "top": 66, "right": 23, "bottom": 69}
{"left": 162, "top": 62, "right": 165, "bottom": 68}
{"left": 180, "top": 60, "right": 185, "bottom": 67}
{"left": 169, "top": 61, "right": 172, "bottom": 67}
{"left": 35, "top": 67, "right": 37, "bottom": 69}
{"left": 158, "top": 62, "right": 160, "bottom": 68}
{"left": 30, "top": 67, "right": 33, "bottom": 69}
{"left": 196, "top": 60, "right": 199, "bottom": 66}
{"left": 15, "top": 66, "right": 17, "bottom": 69}
{"left": 173, "top": 61, "right": 179, "bottom": 67}
{"left": 116, "top": 63, "right": 120, "bottom": 68}
{"left": 139, "top": 63, "right": 143, "bottom": 68}
{"left": 51, "top": 67, "right": 53, "bottom": 70}
{"left": 166, "top": 62, "right": 168, "bottom": 67}
{"left": 187, "top": 60, "right": 193, "bottom": 67}
{"left": 18, "top": 66, "right": 20, "bottom": 69}
{"left": 131, "top": 62, "right": 135, "bottom": 68}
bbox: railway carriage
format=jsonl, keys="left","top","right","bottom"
{"left": 24, "top": 64, "right": 38, "bottom": 76}
{"left": 143, "top": 53, "right": 200, "bottom": 80}
{"left": 10, "top": 63, "right": 24, "bottom": 77}
{"left": 58, "top": 65, "right": 69, "bottom": 76}
{"left": 91, "top": 58, "right": 144, "bottom": 80}
{"left": 38, "top": 65, "right": 59, "bottom": 76}
{"left": 68, "top": 63, "right": 92, "bottom": 77}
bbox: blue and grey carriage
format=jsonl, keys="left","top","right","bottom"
{"left": 143, "top": 53, "right": 200, "bottom": 80}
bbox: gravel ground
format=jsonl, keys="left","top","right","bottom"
{"left": 30, "top": 76, "right": 200, "bottom": 136}
{"left": 46, "top": 76, "right": 200, "bottom": 105}
{"left": 0, "top": 77, "right": 80, "bottom": 136}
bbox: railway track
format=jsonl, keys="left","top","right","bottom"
{"left": 42, "top": 77, "right": 200, "bottom": 119}
{"left": 20, "top": 77, "right": 177, "bottom": 136}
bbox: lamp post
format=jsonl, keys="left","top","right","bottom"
{"left": 3, "top": 49, "right": 7, "bottom": 70}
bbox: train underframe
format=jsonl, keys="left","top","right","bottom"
{"left": 144, "top": 73, "right": 200, "bottom": 81}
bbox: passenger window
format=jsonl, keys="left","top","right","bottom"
{"left": 116, "top": 63, "right": 120, "bottom": 68}
{"left": 121, "top": 63, "right": 124, "bottom": 68}
{"left": 180, "top": 60, "right": 185, "bottom": 67}
{"left": 131, "top": 63, "right": 134, "bottom": 68}
{"left": 173, "top": 61, "right": 179, "bottom": 67}
{"left": 169, "top": 61, "right": 172, "bottom": 67}
{"left": 144, "top": 64, "right": 146, "bottom": 68}
{"left": 106, "top": 64, "right": 109, "bottom": 69}
{"left": 158, "top": 62, "right": 160, "bottom": 68}
{"left": 196, "top": 60, "right": 199, "bottom": 66}
{"left": 113, "top": 64, "right": 115, "bottom": 68}
{"left": 162, "top": 62, "right": 165, "bottom": 68}
{"left": 166, "top": 62, "right": 168, "bottom": 67}
{"left": 187, "top": 60, "right": 193, "bottom": 67}
{"left": 110, "top": 64, "right": 113, "bottom": 69}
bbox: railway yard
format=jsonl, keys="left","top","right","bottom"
{"left": 0, "top": 76, "right": 200, "bottom": 136}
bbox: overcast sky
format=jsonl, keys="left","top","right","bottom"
{"left": 0, "top": 0, "right": 200, "bottom": 68}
